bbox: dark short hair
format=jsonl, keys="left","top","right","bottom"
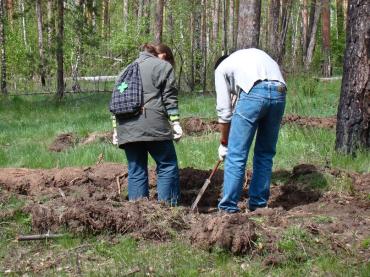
{"left": 214, "top": 54, "right": 229, "bottom": 70}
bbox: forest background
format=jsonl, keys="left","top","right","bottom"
{"left": 0, "top": 0, "right": 346, "bottom": 95}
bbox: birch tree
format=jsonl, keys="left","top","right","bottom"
{"left": 36, "top": 0, "right": 46, "bottom": 86}
{"left": 0, "top": 0, "right": 6, "bottom": 95}
{"left": 304, "top": 0, "right": 321, "bottom": 70}
{"left": 56, "top": 0, "right": 64, "bottom": 99}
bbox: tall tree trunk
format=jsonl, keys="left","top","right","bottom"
{"left": 123, "top": 0, "right": 128, "bottom": 33}
{"left": 5, "top": 0, "right": 12, "bottom": 27}
{"left": 301, "top": 0, "right": 308, "bottom": 57}
{"left": 335, "top": 0, "right": 345, "bottom": 63}
{"left": 56, "top": 0, "right": 64, "bottom": 100}
{"left": 102, "top": 0, "right": 110, "bottom": 39}
{"left": 335, "top": 0, "right": 370, "bottom": 154}
{"left": 212, "top": 0, "right": 220, "bottom": 46}
{"left": 167, "top": 1, "right": 174, "bottom": 44}
{"left": 19, "top": 0, "right": 28, "bottom": 48}
{"left": 276, "top": 0, "right": 292, "bottom": 63}
{"left": 0, "top": 0, "right": 7, "bottom": 95}
{"left": 336, "top": 0, "right": 344, "bottom": 39}
{"left": 72, "top": 0, "right": 84, "bottom": 93}
{"left": 228, "top": 0, "right": 235, "bottom": 51}
{"left": 304, "top": 0, "right": 321, "bottom": 70}
{"left": 92, "top": 0, "right": 97, "bottom": 31}
{"left": 143, "top": 0, "right": 151, "bottom": 35}
{"left": 222, "top": 0, "right": 228, "bottom": 52}
{"left": 236, "top": 0, "right": 261, "bottom": 49}
{"left": 47, "top": 0, "right": 54, "bottom": 50}
{"left": 154, "top": 0, "right": 164, "bottom": 43}
{"left": 322, "top": 0, "right": 331, "bottom": 77}
{"left": 292, "top": 1, "right": 302, "bottom": 70}
{"left": 190, "top": 1, "right": 195, "bottom": 90}
{"left": 36, "top": 0, "right": 46, "bottom": 87}
{"left": 201, "top": 0, "right": 207, "bottom": 94}
{"left": 268, "top": 0, "right": 280, "bottom": 60}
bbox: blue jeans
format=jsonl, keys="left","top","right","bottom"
{"left": 218, "top": 81, "right": 286, "bottom": 212}
{"left": 124, "top": 140, "right": 179, "bottom": 206}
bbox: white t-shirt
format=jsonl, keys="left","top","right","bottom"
{"left": 215, "top": 48, "right": 286, "bottom": 123}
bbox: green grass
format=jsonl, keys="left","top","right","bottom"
{"left": 0, "top": 78, "right": 368, "bottom": 171}
{"left": 0, "top": 77, "right": 369, "bottom": 275}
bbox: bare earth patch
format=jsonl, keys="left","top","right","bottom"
{"left": 0, "top": 163, "right": 368, "bottom": 259}
{"left": 281, "top": 114, "right": 337, "bottom": 129}
{"left": 47, "top": 115, "right": 337, "bottom": 153}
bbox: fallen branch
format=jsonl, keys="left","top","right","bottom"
{"left": 16, "top": 233, "right": 65, "bottom": 241}
{"left": 116, "top": 176, "right": 121, "bottom": 195}
{"left": 116, "top": 173, "right": 128, "bottom": 195}
{"left": 58, "top": 188, "right": 66, "bottom": 200}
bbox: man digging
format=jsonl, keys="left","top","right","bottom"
{"left": 214, "top": 48, "right": 287, "bottom": 213}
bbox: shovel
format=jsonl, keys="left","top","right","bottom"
{"left": 191, "top": 160, "right": 222, "bottom": 211}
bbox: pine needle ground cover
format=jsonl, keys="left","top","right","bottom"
{"left": 0, "top": 78, "right": 369, "bottom": 276}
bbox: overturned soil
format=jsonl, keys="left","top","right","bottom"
{"left": 180, "top": 117, "right": 219, "bottom": 135}
{"left": 281, "top": 114, "right": 336, "bottom": 129}
{"left": 48, "top": 115, "right": 336, "bottom": 152}
{"left": 0, "top": 163, "right": 368, "bottom": 258}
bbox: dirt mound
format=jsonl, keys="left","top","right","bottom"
{"left": 270, "top": 184, "right": 322, "bottom": 210}
{"left": 80, "top": 131, "right": 112, "bottom": 145}
{"left": 48, "top": 133, "right": 76, "bottom": 152}
{"left": 181, "top": 117, "right": 219, "bottom": 135}
{"left": 282, "top": 114, "right": 336, "bottom": 129}
{"left": 0, "top": 163, "right": 369, "bottom": 256}
{"left": 190, "top": 213, "right": 257, "bottom": 254}
{"left": 28, "top": 200, "right": 189, "bottom": 241}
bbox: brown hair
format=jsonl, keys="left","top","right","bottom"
{"left": 154, "top": 43, "right": 175, "bottom": 67}
{"left": 140, "top": 43, "right": 158, "bottom": 56}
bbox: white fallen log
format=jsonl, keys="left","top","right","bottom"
{"left": 65, "top": 76, "right": 117, "bottom": 82}
{"left": 317, "top": 76, "right": 342, "bottom": 81}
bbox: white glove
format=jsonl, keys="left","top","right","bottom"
{"left": 218, "top": 144, "right": 228, "bottom": 161}
{"left": 172, "top": 121, "right": 183, "bottom": 141}
{"left": 112, "top": 128, "right": 118, "bottom": 145}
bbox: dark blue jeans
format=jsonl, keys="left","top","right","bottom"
{"left": 124, "top": 140, "right": 179, "bottom": 205}
{"left": 218, "top": 81, "right": 286, "bottom": 212}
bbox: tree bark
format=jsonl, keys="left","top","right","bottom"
{"left": 228, "top": 0, "right": 235, "bottom": 51}
{"left": 236, "top": 0, "right": 261, "bottom": 49}
{"left": 47, "top": 0, "right": 54, "bottom": 50}
{"left": 0, "top": 0, "right": 6, "bottom": 94}
{"left": 154, "top": 0, "right": 164, "bottom": 43}
{"left": 102, "top": 0, "right": 110, "bottom": 39}
{"left": 222, "top": 0, "right": 228, "bottom": 52}
{"left": 123, "top": 0, "right": 128, "bottom": 33}
{"left": 72, "top": 0, "right": 84, "bottom": 93}
{"left": 335, "top": 0, "right": 370, "bottom": 154}
{"left": 212, "top": 0, "right": 220, "bottom": 45}
{"left": 0, "top": 0, "right": 6, "bottom": 95}
{"left": 5, "top": 0, "right": 12, "bottom": 27}
{"left": 301, "top": 0, "right": 308, "bottom": 56}
{"left": 202, "top": 0, "right": 208, "bottom": 93}
{"left": 304, "top": 0, "right": 321, "bottom": 70}
{"left": 56, "top": 0, "right": 64, "bottom": 100}
{"left": 36, "top": 0, "right": 46, "bottom": 87}
{"left": 268, "top": 0, "right": 280, "bottom": 59}
{"left": 322, "top": 0, "right": 331, "bottom": 77}
{"left": 19, "top": 0, "right": 28, "bottom": 48}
